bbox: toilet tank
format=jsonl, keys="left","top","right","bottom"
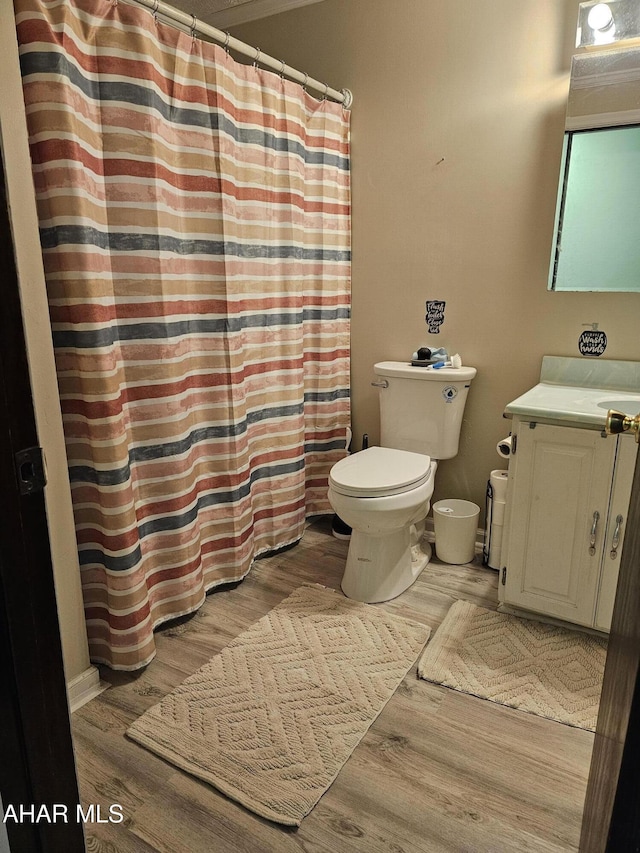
{"left": 374, "top": 361, "right": 477, "bottom": 459}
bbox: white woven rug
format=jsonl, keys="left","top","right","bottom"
{"left": 128, "top": 584, "right": 430, "bottom": 825}
{"left": 418, "top": 601, "right": 606, "bottom": 730}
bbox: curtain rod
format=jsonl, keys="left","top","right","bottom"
{"left": 126, "top": 0, "right": 353, "bottom": 107}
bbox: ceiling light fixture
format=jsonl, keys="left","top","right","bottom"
{"left": 587, "top": 3, "right": 615, "bottom": 33}
{"left": 576, "top": 0, "right": 640, "bottom": 48}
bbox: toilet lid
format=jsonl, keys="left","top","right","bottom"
{"left": 329, "top": 446, "right": 432, "bottom": 498}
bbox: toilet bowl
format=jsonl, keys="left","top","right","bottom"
{"left": 328, "top": 360, "right": 477, "bottom": 603}
{"left": 328, "top": 446, "right": 437, "bottom": 602}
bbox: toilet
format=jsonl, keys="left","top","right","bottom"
{"left": 328, "top": 360, "right": 477, "bottom": 603}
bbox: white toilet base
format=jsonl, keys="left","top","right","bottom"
{"left": 341, "top": 524, "right": 432, "bottom": 603}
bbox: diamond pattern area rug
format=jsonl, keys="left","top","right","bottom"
{"left": 127, "top": 584, "right": 430, "bottom": 826}
{"left": 418, "top": 601, "right": 606, "bottom": 731}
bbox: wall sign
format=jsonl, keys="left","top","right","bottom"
{"left": 578, "top": 329, "right": 607, "bottom": 357}
{"left": 426, "top": 300, "right": 446, "bottom": 334}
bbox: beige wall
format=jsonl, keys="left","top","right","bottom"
{"left": 233, "top": 0, "right": 640, "bottom": 513}
{"left": 0, "top": 0, "right": 92, "bottom": 685}
{"left": 2, "top": 0, "right": 638, "bottom": 678}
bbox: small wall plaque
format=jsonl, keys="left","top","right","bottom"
{"left": 578, "top": 329, "right": 607, "bottom": 357}
{"left": 425, "top": 300, "right": 446, "bottom": 334}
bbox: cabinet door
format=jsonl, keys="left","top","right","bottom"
{"left": 595, "top": 436, "right": 638, "bottom": 631}
{"left": 505, "top": 423, "right": 617, "bottom": 626}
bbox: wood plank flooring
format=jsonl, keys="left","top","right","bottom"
{"left": 72, "top": 518, "right": 593, "bottom": 853}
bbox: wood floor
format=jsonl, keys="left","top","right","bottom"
{"left": 72, "top": 518, "right": 594, "bottom": 853}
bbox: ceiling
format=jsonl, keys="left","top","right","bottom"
{"left": 178, "top": 0, "right": 325, "bottom": 29}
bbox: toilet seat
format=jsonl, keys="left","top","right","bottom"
{"left": 329, "top": 446, "right": 432, "bottom": 498}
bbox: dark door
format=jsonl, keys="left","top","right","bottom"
{"left": 0, "top": 144, "right": 85, "bottom": 851}
{"left": 581, "top": 437, "right": 640, "bottom": 852}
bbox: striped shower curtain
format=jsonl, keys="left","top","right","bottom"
{"left": 15, "top": 0, "right": 351, "bottom": 669}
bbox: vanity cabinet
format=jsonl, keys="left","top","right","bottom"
{"left": 500, "top": 421, "right": 637, "bottom": 632}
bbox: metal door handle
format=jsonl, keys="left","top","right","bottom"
{"left": 610, "top": 514, "right": 623, "bottom": 559}
{"left": 589, "top": 510, "right": 600, "bottom": 556}
{"left": 606, "top": 409, "right": 640, "bottom": 443}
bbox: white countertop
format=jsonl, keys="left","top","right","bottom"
{"left": 504, "top": 382, "right": 640, "bottom": 427}
{"left": 504, "top": 356, "right": 640, "bottom": 428}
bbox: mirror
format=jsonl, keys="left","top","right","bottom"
{"left": 549, "top": 46, "right": 640, "bottom": 291}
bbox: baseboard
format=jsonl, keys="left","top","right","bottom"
{"left": 67, "top": 665, "right": 109, "bottom": 713}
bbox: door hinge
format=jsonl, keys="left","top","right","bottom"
{"left": 14, "top": 446, "right": 47, "bottom": 496}
{"left": 501, "top": 566, "right": 507, "bottom": 585}
{"left": 511, "top": 435, "right": 517, "bottom": 455}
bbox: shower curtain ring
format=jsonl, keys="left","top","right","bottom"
{"left": 323, "top": 82, "right": 329, "bottom": 100}
{"left": 151, "top": 0, "right": 159, "bottom": 22}
{"left": 190, "top": 14, "right": 197, "bottom": 39}
{"left": 253, "top": 47, "right": 261, "bottom": 67}
{"left": 224, "top": 31, "right": 230, "bottom": 53}
{"left": 279, "top": 59, "right": 286, "bottom": 78}
{"left": 302, "top": 72, "right": 309, "bottom": 93}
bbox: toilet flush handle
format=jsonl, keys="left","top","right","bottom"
{"left": 371, "top": 379, "right": 389, "bottom": 388}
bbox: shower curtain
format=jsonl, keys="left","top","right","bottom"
{"left": 15, "top": 0, "right": 351, "bottom": 669}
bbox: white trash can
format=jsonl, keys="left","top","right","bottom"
{"left": 433, "top": 499, "right": 480, "bottom": 565}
